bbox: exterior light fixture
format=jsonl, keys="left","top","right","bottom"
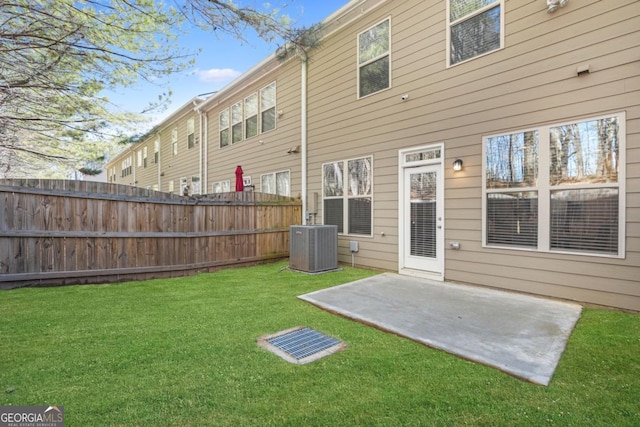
{"left": 453, "top": 159, "right": 463, "bottom": 171}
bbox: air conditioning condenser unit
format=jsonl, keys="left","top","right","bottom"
{"left": 289, "top": 225, "right": 338, "bottom": 273}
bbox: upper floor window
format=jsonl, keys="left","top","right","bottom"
{"left": 231, "top": 101, "right": 243, "bottom": 144}
{"left": 137, "top": 149, "right": 143, "bottom": 168}
{"left": 358, "top": 18, "right": 390, "bottom": 98}
{"left": 171, "top": 127, "right": 178, "bottom": 155}
{"left": 219, "top": 110, "right": 230, "bottom": 148}
{"left": 260, "top": 82, "right": 276, "bottom": 133}
{"left": 121, "top": 156, "right": 132, "bottom": 177}
{"left": 245, "top": 93, "right": 258, "bottom": 139}
{"left": 142, "top": 146, "right": 148, "bottom": 168}
{"left": 154, "top": 138, "right": 160, "bottom": 164}
{"left": 448, "top": 0, "right": 503, "bottom": 66}
{"left": 187, "top": 117, "right": 195, "bottom": 149}
{"left": 483, "top": 113, "right": 625, "bottom": 257}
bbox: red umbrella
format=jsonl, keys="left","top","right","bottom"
{"left": 235, "top": 165, "right": 244, "bottom": 192}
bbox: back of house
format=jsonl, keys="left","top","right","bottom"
{"left": 106, "top": 0, "right": 640, "bottom": 311}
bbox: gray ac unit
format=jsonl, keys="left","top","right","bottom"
{"left": 289, "top": 225, "right": 338, "bottom": 273}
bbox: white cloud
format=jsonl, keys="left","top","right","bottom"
{"left": 193, "top": 68, "right": 242, "bottom": 83}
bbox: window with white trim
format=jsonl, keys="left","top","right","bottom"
{"left": 143, "top": 146, "right": 148, "bottom": 168}
{"left": 212, "top": 180, "right": 230, "bottom": 193}
{"left": 187, "top": 117, "right": 195, "bottom": 149}
{"left": 260, "top": 82, "right": 276, "bottom": 133}
{"left": 154, "top": 138, "right": 159, "bottom": 164}
{"left": 137, "top": 149, "right": 142, "bottom": 167}
{"left": 180, "top": 177, "right": 188, "bottom": 196}
{"left": 219, "top": 110, "right": 230, "bottom": 148}
{"left": 323, "top": 156, "right": 373, "bottom": 236}
{"left": 358, "top": 18, "right": 390, "bottom": 98}
{"left": 483, "top": 113, "right": 625, "bottom": 257}
{"left": 261, "top": 170, "right": 290, "bottom": 196}
{"left": 448, "top": 0, "right": 503, "bottom": 66}
{"left": 231, "top": 101, "right": 243, "bottom": 144}
{"left": 245, "top": 93, "right": 258, "bottom": 139}
{"left": 121, "top": 156, "right": 132, "bottom": 177}
{"left": 191, "top": 175, "right": 201, "bottom": 195}
{"left": 171, "top": 127, "right": 178, "bottom": 155}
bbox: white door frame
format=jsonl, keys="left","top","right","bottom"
{"left": 398, "top": 144, "right": 445, "bottom": 280}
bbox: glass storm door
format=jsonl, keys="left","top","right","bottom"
{"left": 403, "top": 165, "right": 443, "bottom": 274}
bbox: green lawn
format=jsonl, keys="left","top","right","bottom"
{"left": 1, "top": 262, "right": 639, "bottom": 426}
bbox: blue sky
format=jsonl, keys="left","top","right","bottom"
{"left": 108, "top": 0, "right": 350, "bottom": 128}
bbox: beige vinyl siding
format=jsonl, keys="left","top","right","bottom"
{"left": 205, "top": 59, "right": 303, "bottom": 197}
{"left": 134, "top": 142, "right": 157, "bottom": 189}
{"left": 304, "top": 0, "right": 639, "bottom": 309}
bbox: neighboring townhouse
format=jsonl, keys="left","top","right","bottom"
{"left": 108, "top": 98, "right": 206, "bottom": 194}
{"left": 106, "top": 0, "right": 640, "bottom": 311}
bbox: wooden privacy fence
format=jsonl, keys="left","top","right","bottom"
{"left": 0, "top": 179, "right": 302, "bottom": 288}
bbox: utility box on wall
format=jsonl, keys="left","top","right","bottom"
{"left": 289, "top": 225, "right": 338, "bottom": 273}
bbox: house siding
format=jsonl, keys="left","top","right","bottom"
{"left": 205, "top": 58, "right": 302, "bottom": 196}
{"left": 105, "top": 0, "right": 640, "bottom": 311}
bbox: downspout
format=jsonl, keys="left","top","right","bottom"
{"left": 203, "top": 113, "right": 208, "bottom": 193}
{"left": 300, "top": 49, "right": 308, "bottom": 225}
{"left": 194, "top": 100, "right": 203, "bottom": 195}
{"left": 156, "top": 134, "right": 161, "bottom": 190}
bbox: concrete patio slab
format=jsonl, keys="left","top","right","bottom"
{"left": 298, "top": 273, "right": 582, "bottom": 386}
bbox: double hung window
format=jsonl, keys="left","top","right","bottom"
{"left": 219, "top": 110, "right": 230, "bottom": 148}
{"left": 260, "top": 83, "right": 276, "bottom": 133}
{"left": 187, "top": 117, "right": 195, "bottom": 149}
{"left": 358, "top": 18, "right": 390, "bottom": 98}
{"left": 231, "top": 101, "right": 243, "bottom": 144}
{"left": 172, "top": 128, "right": 178, "bottom": 155}
{"left": 245, "top": 93, "right": 258, "bottom": 139}
{"left": 448, "top": 0, "right": 503, "bottom": 66}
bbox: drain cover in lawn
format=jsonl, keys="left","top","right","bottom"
{"left": 258, "top": 326, "right": 346, "bottom": 364}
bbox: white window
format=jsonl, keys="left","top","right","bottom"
{"left": 231, "top": 101, "right": 243, "bottom": 144}
{"left": 483, "top": 113, "right": 625, "bottom": 257}
{"left": 219, "top": 110, "right": 230, "bottom": 148}
{"left": 447, "top": 0, "right": 503, "bottom": 66}
{"left": 187, "top": 117, "right": 195, "bottom": 149}
{"left": 212, "top": 180, "right": 231, "bottom": 193}
{"left": 191, "top": 175, "right": 201, "bottom": 195}
{"left": 260, "top": 82, "right": 276, "bottom": 133}
{"left": 137, "top": 150, "right": 142, "bottom": 167}
{"left": 142, "top": 146, "right": 148, "bottom": 168}
{"left": 358, "top": 18, "right": 390, "bottom": 98}
{"left": 172, "top": 127, "right": 178, "bottom": 155}
{"left": 121, "top": 156, "right": 132, "bottom": 177}
{"left": 323, "top": 156, "right": 373, "bottom": 236}
{"left": 154, "top": 138, "right": 160, "bottom": 164}
{"left": 245, "top": 93, "right": 258, "bottom": 139}
{"left": 261, "top": 170, "right": 290, "bottom": 196}
{"left": 180, "top": 177, "right": 189, "bottom": 196}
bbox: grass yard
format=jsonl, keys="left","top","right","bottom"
{"left": 1, "top": 262, "right": 639, "bottom": 426}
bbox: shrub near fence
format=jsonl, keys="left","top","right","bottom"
{"left": 0, "top": 179, "right": 302, "bottom": 288}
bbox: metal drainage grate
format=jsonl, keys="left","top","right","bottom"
{"left": 258, "top": 327, "right": 346, "bottom": 364}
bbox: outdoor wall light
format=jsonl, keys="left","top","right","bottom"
{"left": 453, "top": 159, "right": 463, "bottom": 171}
